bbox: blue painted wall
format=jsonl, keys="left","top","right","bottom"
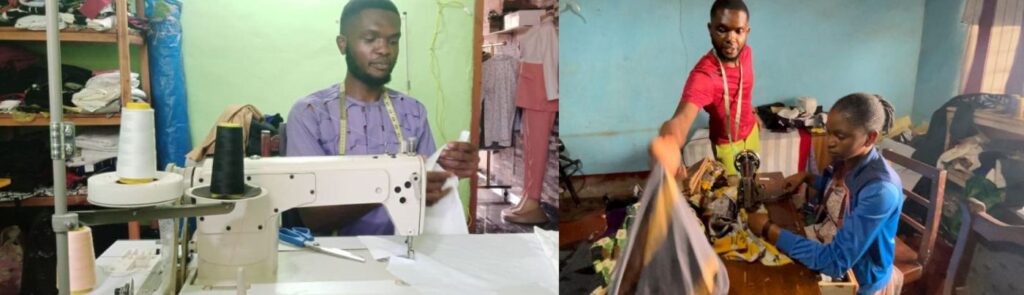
{"left": 913, "top": 0, "right": 968, "bottom": 123}
{"left": 561, "top": 0, "right": 927, "bottom": 174}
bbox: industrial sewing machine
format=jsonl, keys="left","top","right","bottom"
{"left": 168, "top": 153, "right": 427, "bottom": 287}
{"left": 78, "top": 152, "right": 427, "bottom": 292}
{"left": 734, "top": 150, "right": 786, "bottom": 211}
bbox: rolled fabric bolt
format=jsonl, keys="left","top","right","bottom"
{"left": 67, "top": 226, "right": 96, "bottom": 294}
{"left": 211, "top": 123, "right": 245, "bottom": 198}
{"left": 116, "top": 102, "right": 157, "bottom": 184}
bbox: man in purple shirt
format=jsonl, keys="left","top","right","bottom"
{"left": 285, "top": 0, "right": 479, "bottom": 235}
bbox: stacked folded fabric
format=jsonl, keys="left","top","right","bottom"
{"left": 71, "top": 71, "right": 145, "bottom": 113}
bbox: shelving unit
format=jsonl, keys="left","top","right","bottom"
{"left": 0, "top": 0, "right": 149, "bottom": 238}
{"left": 0, "top": 0, "right": 150, "bottom": 127}
{"left": 0, "top": 113, "right": 121, "bottom": 126}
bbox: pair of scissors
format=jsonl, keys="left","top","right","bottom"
{"left": 278, "top": 227, "right": 366, "bottom": 263}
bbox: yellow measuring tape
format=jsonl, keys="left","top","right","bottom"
{"left": 338, "top": 86, "right": 404, "bottom": 155}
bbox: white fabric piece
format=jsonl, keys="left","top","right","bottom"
{"left": 421, "top": 130, "right": 470, "bottom": 235}
{"left": 759, "top": 127, "right": 801, "bottom": 176}
{"left": 66, "top": 149, "right": 117, "bottom": 168}
{"left": 356, "top": 236, "right": 408, "bottom": 261}
{"left": 534, "top": 227, "right": 558, "bottom": 274}
{"left": 86, "top": 72, "right": 141, "bottom": 89}
{"left": 15, "top": 14, "right": 69, "bottom": 30}
{"left": 19, "top": 0, "right": 45, "bottom": 7}
{"left": 937, "top": 136, "right": 985, "bottom": 174}
{"left": 378, "top": 234, "right": 558, "bottom": 294}
{"left": 796, "top": 96, "right": 817, "bottom": 114}
{"left": 72, "top": 72, "right": 144, "bottom": 112}
{"left": 0, "top": 100, "right": 20, "bottom": 112}
{"left": 777, "top": 107, "right": 802, "bottom": 119}
{"left": 86, "top": 17, "right": 113, "bottom": 31}
{"left": 518, "top": 19, "right": 558, "bottom": 101}
{"left": 76, "top": 129, "right": 119, "bottom": 152}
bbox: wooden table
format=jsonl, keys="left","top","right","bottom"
{"left": 723, "top": 191, "right": 823, "bottom": 295}
{"left": 724, "top": 260, "right": 821, "bottom": 295}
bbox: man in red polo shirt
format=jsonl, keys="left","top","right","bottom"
{"left": 652, "top": 0, "right": 759, "bottom": 178}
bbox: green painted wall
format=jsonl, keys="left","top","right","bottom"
{"left": 180, "top": 0, "right": 477, "bottom": 212}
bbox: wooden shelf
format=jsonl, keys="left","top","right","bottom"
{"left": 0, "top": 194, "right": 89, "bottom": 207}
{"left": 0, "top": 27, "right": 144, "bottom": 44}
{"left": 0, "top": 113, "right": 120, "bottom": 126}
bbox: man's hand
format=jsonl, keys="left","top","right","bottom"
{"left": 747, "top": 213, "right": 770, "bottom": 237}
{"left": 650, "top": 136, "right": 686, "bottom": 180}
{"left": 782, "top": 173, "right": 807, "bottom": 194}
{"left": 437, "top": 142, "right": 479, "bottom": 179}
{"left": 426, "top": 171, "right": 453, "bottom": 206}
{"left": 658, "top": 117, "right": 686, "bottom": 142}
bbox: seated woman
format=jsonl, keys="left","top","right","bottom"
{"left": 748, "top": 93, "right": 904, "bottom": 295}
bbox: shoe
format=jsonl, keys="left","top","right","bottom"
{"left": 502, "top": 206, "right": 549, "bottom": 225}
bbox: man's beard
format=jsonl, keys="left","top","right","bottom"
{"left": 714, "top": 44, "right": 740, "bottom": 63}
{"left": 345, "top": 48, "right": 392, "bottom": 87}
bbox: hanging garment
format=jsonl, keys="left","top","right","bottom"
{"left": 516, "top": 60, "right": 557, "bottom": 201}
{"left": 481, "top": 54, "right": 518, "bottom": 147}
{"left": 522, "top": 109, "right": 555, "bottom": 201}
{"left": 515, "top": 62, "right": 557, "bottom": 111}
{"left": 518, "top": 18, "right": 558, "bottom": 101}
{"left": 608, "top": 166, "right": 729, "bottom": 295}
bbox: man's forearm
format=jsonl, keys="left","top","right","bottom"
{"left": 662, "top": 116, "right": 693, "bottom": 146}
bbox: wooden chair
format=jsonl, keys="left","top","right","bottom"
{"left": 881, "top": 149, "right": 946, "bottom": 286}
{"left": 943, "top": 198, "right": 1024, "bottom": 294}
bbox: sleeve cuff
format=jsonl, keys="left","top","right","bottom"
{"left": 776, "top": 229, "right": 800, "bottom": 253}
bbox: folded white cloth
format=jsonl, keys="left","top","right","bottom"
{"left": 72, "top": 88, "right": 145, "bottom": 113}
{"left": 66, "top": 149, "right": 118, "bottom": 168}
{"left": 76, "top": 129, "right": 119, "bottom": 152}
{"left": 72, "top": 72, "right": 145, "bottom": 113}
{"left": 86, "top": 72, "right": 141, "bottom": 89}
{"left": 19, "top": 0, "right": 45, "bottom": 8}
{"left": 86, "top": 17, "right": 113, "bottom": 31}
{"left": 0, "top": 100, "right": 20, "bottom": 113}
{"left": 15, "top": 14, "right": 71, "bottom": 31}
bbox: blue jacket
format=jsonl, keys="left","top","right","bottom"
{"left": 776, "top": 148, "right": 903, "bottom": 294}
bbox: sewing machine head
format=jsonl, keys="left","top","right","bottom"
{"left": 176, "top": 154, "right": 426, "bottom": 286}
{"left": 733, "top": 150, "right": 789, "bottom": 211}
{"left": 734, "top": 150, "right": 764, "bottom": 211}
